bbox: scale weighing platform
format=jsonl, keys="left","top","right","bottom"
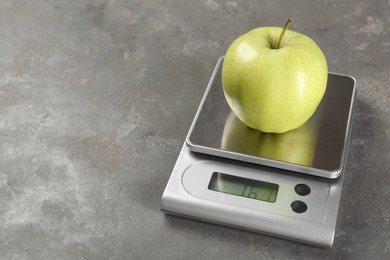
{"left": 161, "top": 57, "right": 357, "bottom": 247}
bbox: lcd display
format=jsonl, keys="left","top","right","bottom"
{"left": 208, "top": 172, "right": 279, "bottom": 203}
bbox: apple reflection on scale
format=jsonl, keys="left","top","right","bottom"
{"left": 161, "top": 57, "right": 357, "bottom": 247}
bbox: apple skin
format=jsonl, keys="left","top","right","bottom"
{"left": 222, "top": 26, "right": 328, "bottom": 133}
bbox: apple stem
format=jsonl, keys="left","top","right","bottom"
{"left": 275, "top": 18, "right": 294, "bottom": 49}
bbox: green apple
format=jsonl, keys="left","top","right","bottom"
{"left": 222, "top": 19, "right": 328, "bottom": 133}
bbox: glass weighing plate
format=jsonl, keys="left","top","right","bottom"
{"left": 187, "top": 58, "right": 357, "bottom": 179}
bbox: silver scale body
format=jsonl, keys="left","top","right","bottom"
{"left": 161, "top": 57, "right": 357, "bottom": 247}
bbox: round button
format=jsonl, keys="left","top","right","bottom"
{"left": 291, "top": 200, "right": 308, "bottom": 213}
{"left": 295, "top": 183, "right": 311, "bottom": 196}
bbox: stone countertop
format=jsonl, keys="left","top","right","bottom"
{"left": 0, "top": 0, "right": 389, "bottom": 259}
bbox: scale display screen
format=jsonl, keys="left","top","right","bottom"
{"left": 208, "top": 172, "right": 279, "bottom": 203}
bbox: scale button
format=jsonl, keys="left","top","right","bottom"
{"left": 295, "top": 184, "right": 311, "bottom": 196}
{"left": 291, "top": 200, "right": 308, "bottom": 214}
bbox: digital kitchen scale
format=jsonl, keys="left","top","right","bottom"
{"left": 161, "top": 57, "right": 357, "bottom": 247}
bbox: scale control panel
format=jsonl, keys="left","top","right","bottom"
{"left": 182, "top": 160, "right": 330, "bottom": 224}
{"left": 161, "top": 143, "right": 344, "bottom": 247}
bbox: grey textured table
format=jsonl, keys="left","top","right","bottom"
{"left": 0, "top": 1, "right": 389, "bottom": 259}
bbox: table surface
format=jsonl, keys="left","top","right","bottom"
{"left": 1, "top": 1, "right": 389, "bottom": 259}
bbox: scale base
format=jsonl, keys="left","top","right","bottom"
{"left": 161, "top": 144, "right": 342, "bottom": 248}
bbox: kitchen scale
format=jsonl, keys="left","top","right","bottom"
{"left": 161, "top": 57, "right": 357, "bottom": 247}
